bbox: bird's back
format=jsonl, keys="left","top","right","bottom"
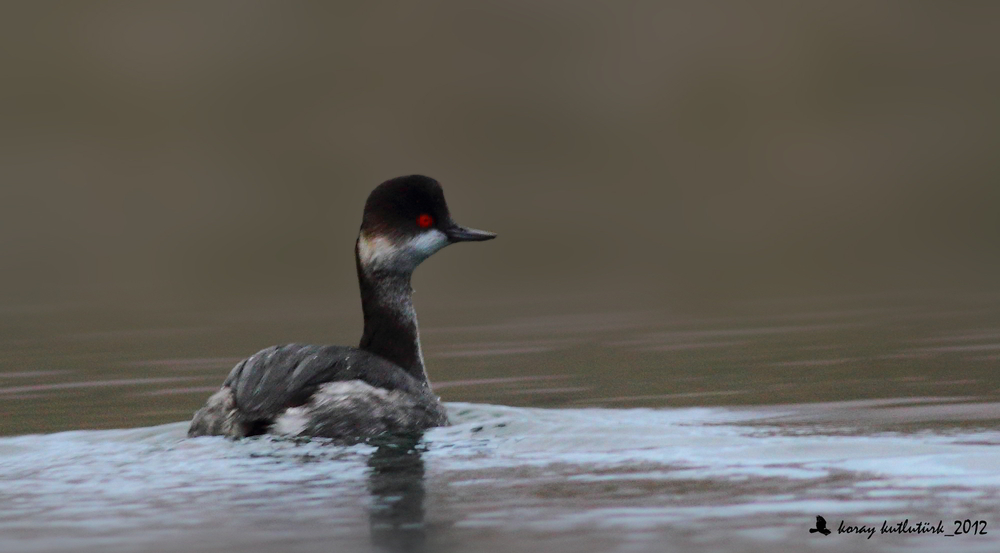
{"left": 188, "top": 344, "right": 448, "bottom": 441}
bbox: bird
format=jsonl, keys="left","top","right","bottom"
{"left": 810, "top": 515, "right": 832, "bottom": 535}
{"left": 187, "top": 175, "right": 496, "bottom": 442}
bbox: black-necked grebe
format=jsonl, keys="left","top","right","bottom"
{"left": 188, "top": 175, "right": 496, "bottom": 441}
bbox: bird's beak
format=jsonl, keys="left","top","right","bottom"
{"left": 445, "top": 225, "right": 497, "bottom": 243}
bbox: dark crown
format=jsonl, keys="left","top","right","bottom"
{"left": 361, "top": 175, "right": 454, "bottom": 236}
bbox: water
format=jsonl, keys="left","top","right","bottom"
{"left": 2, "top": 402, "right": 998, "bottom": 552}
{"left": 2, "top": 293, "right": 1000, "bottom": 552}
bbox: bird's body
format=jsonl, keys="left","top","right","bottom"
{"left": 188, "top": 344, "right": 447, "bottom": 440}
{"left": 188, "top": 176, "right": 495, "bottom": 442}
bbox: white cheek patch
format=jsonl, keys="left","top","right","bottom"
{"left": 358, "top": 233, "right": 400, "bottom": 269}
{"left": 358, "top": 229, "right": 448, "bottom": 272}
{"left": 407, "top": 229, "right": 449, "bottom": 258}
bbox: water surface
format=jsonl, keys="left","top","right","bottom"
{"left": 2, "top": 293, "right": 999, "bottom": 552}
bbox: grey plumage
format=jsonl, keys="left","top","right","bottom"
{"left": 188, "top": 344, "right": 447, "bottom": 441}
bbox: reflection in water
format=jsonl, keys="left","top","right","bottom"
{"left": 367, "top": 437, "right": 427, "bottom": 553}
{"left": 2, "top": 295, "right": 1000, "bottom": 553}
{"left": 0, "top": 403, "right": 999, "bottom": 553}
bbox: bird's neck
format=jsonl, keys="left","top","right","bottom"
{"left": 356, "top": 243, "right": 428, "bottom": 384}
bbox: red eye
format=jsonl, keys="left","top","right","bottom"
{"left": 417, "top": 214, "right": 434, "bottom": 228}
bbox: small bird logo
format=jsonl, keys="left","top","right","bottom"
{"left": 810, "top": 515, "right": 832, "bottom": 536}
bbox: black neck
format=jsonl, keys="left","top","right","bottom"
{"left": 356, "top": 244, "right": 427, "bottom": 384}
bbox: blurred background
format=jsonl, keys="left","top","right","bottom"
{"left": 2, "top": 1, "right": 1000, "bottom": 434}
{"left": 2, "top": 0, "right": 999, "bottom": 308}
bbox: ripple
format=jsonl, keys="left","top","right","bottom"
{"left": 0, "top": 377, "right": 202, "bottom": 396}
{"left": 1, "top": 401, "right": 998, "bottom": 552}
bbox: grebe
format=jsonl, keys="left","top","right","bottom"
{"left": 188, "top": 175, "right": 495, "bottom": 441}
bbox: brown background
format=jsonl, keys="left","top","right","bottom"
{"left": 1, "top": 1, "right": 999, "bottom": 314}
